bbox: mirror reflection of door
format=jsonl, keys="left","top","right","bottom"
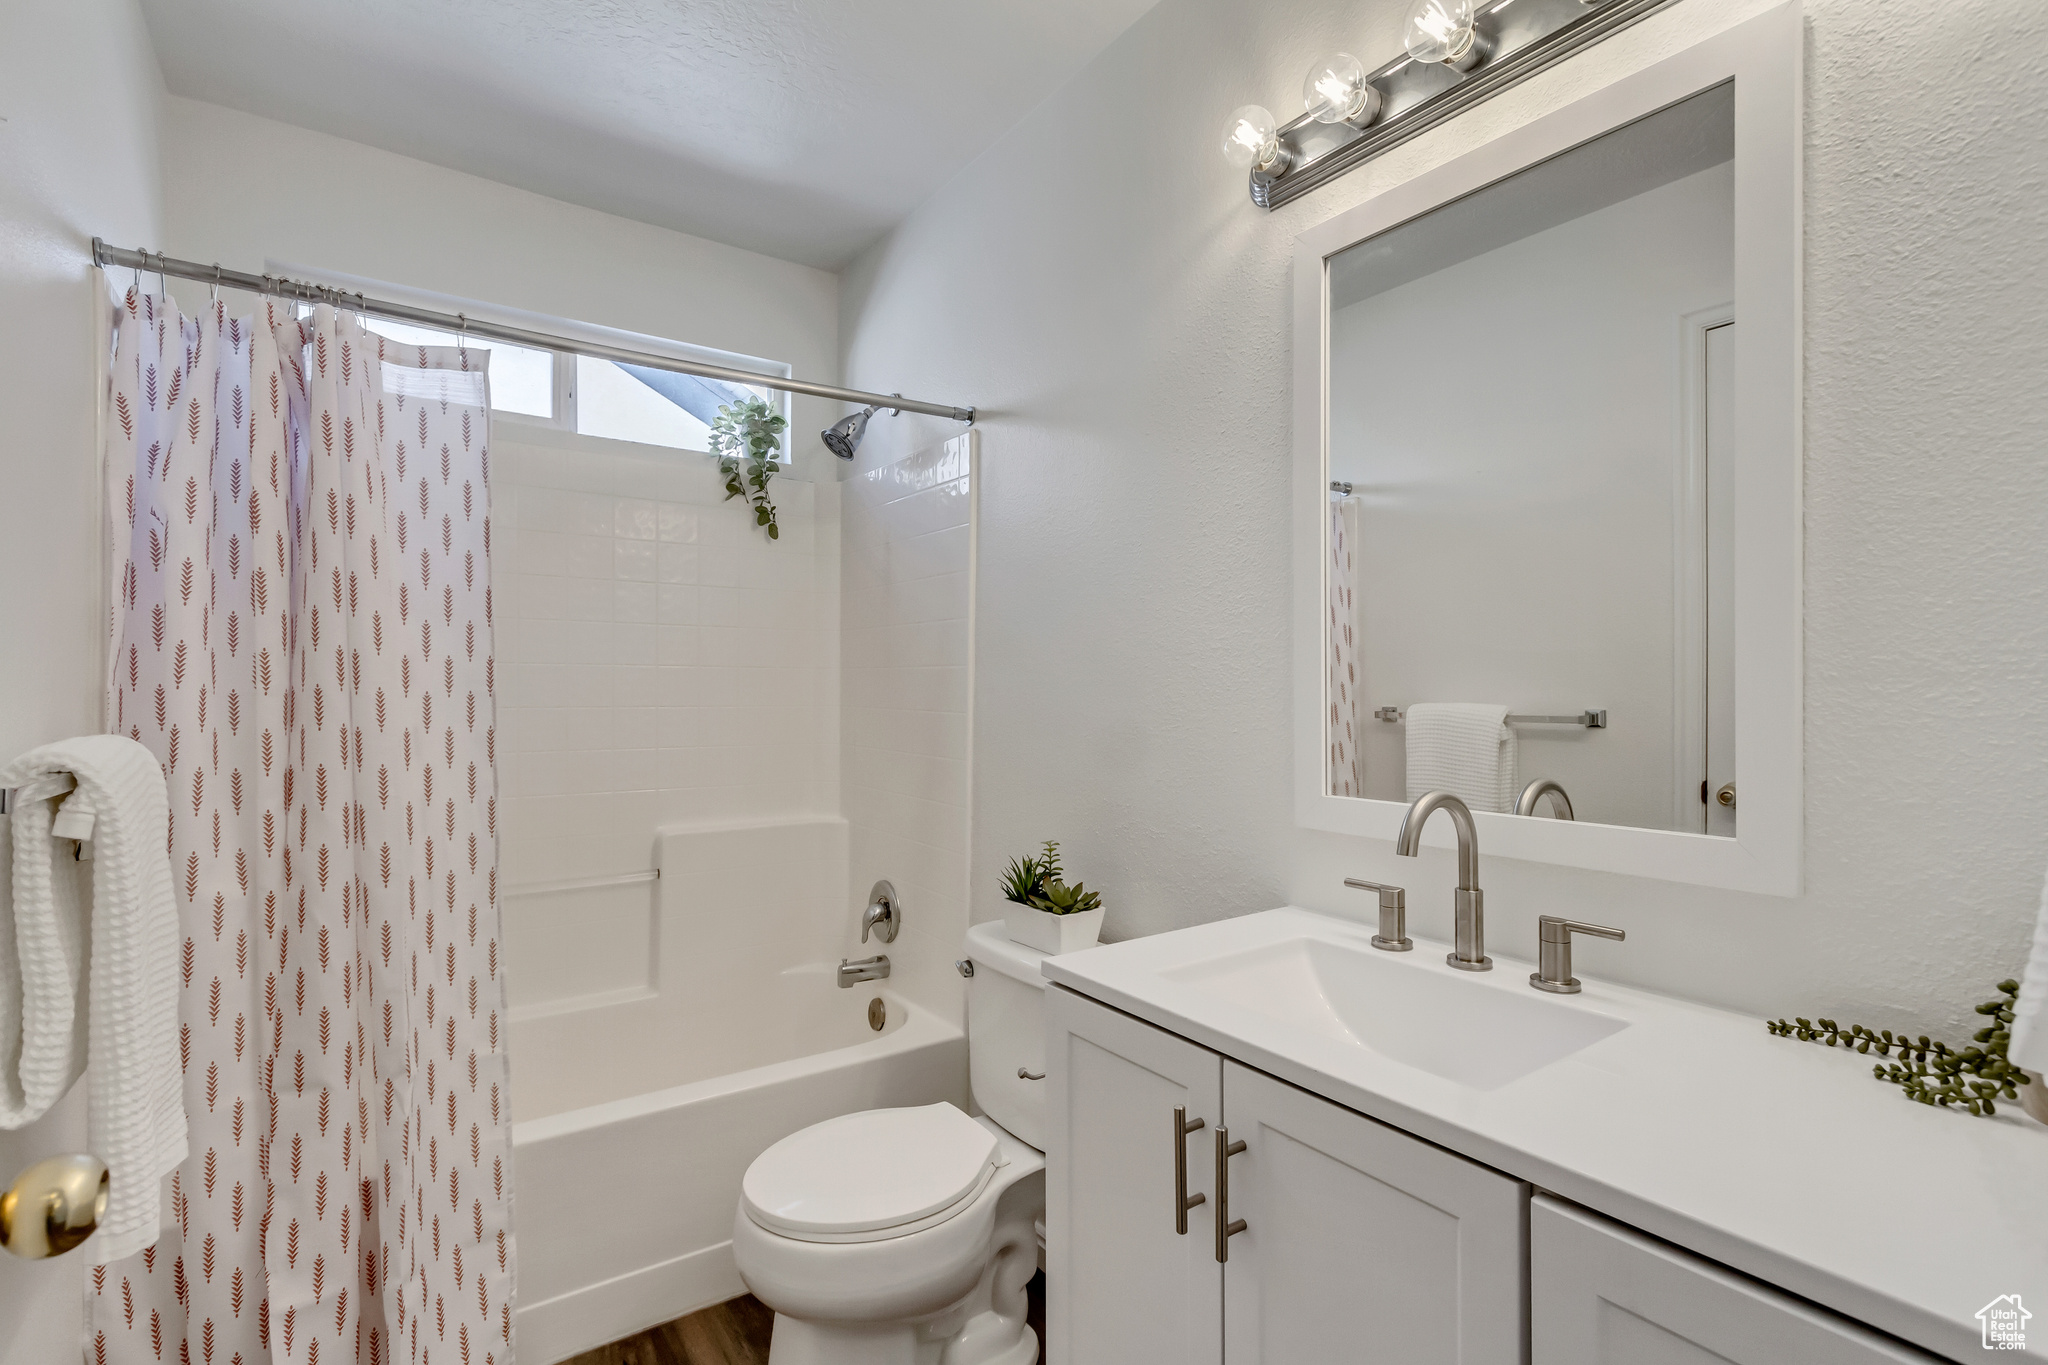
{"left": 1704, "top": 319, "right": 1735, "bottom": 836}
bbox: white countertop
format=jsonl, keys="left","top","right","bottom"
{"left": 1041, "top": 907, "right": 2048, "bottom": 1363}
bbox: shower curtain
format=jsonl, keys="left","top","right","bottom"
{"left": 1328, "top": 495, "right": 1364, "bottom": 798}
{"left": 97, "top": 287, "right": 514, "bottom": 1365}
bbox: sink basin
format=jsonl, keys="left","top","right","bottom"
{"left": 1160, "top": 937, "right": 1627, "bottom": 1090}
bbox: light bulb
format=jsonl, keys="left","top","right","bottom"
{"left": 1221, "top": 104, "right": 1288, "bottom": 175}
{"left": 1403, "top": 0, "right": 1484, "bottom": 68}
{"left": 1302, "top": 52, "right": 1380, "bottom": 127}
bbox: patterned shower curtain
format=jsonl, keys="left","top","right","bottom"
{"left": 97, "top": 288, "right": 514, "bottom": 1365}
{"left": 1328, "top": 495, "right": 1364, "bottom": 797}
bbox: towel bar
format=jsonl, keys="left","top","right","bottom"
{"left": 1374, "top": 708, "right": 1607, "bottom": 729}
{"left": 0, "top": 777, "right": 97, "bottom": 853}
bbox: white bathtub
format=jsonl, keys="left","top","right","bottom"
{"left": 505, "top": 819, "right": 968, "bottom": 1363}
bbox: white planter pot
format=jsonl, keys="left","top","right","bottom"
{"left": 1002, "top": 903, "right": 1105, "bottom": 955}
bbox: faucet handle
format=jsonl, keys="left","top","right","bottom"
{"left": 861, "top": 879, "right": 900, "bottom": 944}
{"left": 1344, "top": 878, "right": 1413, "bottom": 952}
{"left": 1530, "top": 916, "right": 1625, "bottom": 994}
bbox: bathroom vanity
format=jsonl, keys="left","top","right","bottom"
{"left": 1042, "top": 909, "right": 2048, "bottom": 1364}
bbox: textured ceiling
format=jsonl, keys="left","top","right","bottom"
{"left": 138, "top": 0, "right": 1159, "bottom": 269}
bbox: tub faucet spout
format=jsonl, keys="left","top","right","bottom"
{"left": 838, "top": 955, "right": 891, "bottom": 988}
{"left": 1396, "top": 790, "right": 1491, "bottom": 972}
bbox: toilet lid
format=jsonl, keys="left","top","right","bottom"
{"left": 742, "top": 1103, "right": 1000, "bottom": 1243}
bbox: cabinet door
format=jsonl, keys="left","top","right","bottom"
{"left": 1531, "top": 1196, "right": 1940, "bottom": 1364}
{"left": 1047, "top": 986, "right": 1224, "bottom": 1365}
{"left": 1221, "top": 1061, "right": 1528, "bottom": 1365}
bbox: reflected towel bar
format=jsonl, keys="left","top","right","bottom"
{"left": 1374, "top": 708, "right": 1607, "bottom": 729}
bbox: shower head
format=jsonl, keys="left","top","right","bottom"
{"left": 821, "top": 406, "right": 877, "bottom": 460}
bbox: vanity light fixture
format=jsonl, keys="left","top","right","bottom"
{"left": 1219, "top": 0, "right": 1681, "bottom": 210}
{"left": 1222, "top": 105, "right": 1292, "bottom": 177}
{"left": 1404, "top": 0, "right": 1488, "bottom": 70}
{"left": 1302, "top": 52, "right": 1382, "bottom": 128}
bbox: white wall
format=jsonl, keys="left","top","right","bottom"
{"left": 1331, "top": 163, "right": 1733, "bottom": 826}
{"left": 0, "top": 1, "right": 164, "bottom": 1358}
{"left": 842, "top": 435, "right": 977, "bottom": 1022}
{"left": 840, "top": 0, "right": 2048, "bottom": 1040}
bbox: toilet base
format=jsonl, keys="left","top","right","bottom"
{"left": 765, "top": 1194, "right": 1040, "bottom": 1365}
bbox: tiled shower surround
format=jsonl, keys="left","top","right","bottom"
{"left": 494, "top": 433, "right": 839, "bottom": 891}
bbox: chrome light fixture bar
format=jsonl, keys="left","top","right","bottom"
{"left": 90, "top": 240, "right": 976, "bottom": 425}
{"left": 1226, "top": 0, "right": 1682, "bottom": 210}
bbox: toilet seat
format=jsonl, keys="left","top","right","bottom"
{"left": 742, "top": 1102, "right": 1002, "bottom": 1244}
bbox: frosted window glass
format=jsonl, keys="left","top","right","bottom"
{"left": 361, "top": 317, "right": 555, "bottom": 418}
{"left": 575, "top": 356, "right": 717, "bottom": 451}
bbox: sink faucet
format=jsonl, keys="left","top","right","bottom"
{"left": 1395, "top": 791, "right": 1490, "bottom": 972}
{"left": 1514, "top": 778, "right": 1574, "bottom": 820}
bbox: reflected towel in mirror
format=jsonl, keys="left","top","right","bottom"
{"left": 1403, "top": 703, "right": 1518, "bottom": 814}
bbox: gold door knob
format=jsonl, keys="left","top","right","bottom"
{"left": 1, "top": 1154, "right": 108, "bottom": 1259}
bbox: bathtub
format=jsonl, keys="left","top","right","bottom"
{"left": 505, "top": 819, "right": 968, "bottom": 1364}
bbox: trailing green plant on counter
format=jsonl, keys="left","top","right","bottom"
{"left": 1000, "top": 840, "right": 1103, "bottom": 916}
{"left": 1766, "top": 979, "right": 2031, "bottom": 1117}
{"left": 709, "top": 396, "right": 788, "bottom": 540}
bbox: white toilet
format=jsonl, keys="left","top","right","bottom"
{"left": 732, "top": 921, "right": 1050, "bottom": 1365}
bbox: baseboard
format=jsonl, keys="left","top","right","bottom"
{"left": 517, "top": 1239, "right": 747, "bottom": 1364}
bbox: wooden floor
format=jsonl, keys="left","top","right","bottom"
{"left": 562, "top": 1274, "right": 1045, "bottom": 1365}
{"left": 560, "top": 1295, "right": 775, "bottom": 1365}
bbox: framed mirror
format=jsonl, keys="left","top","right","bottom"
{"left": 1294, "top": 4, "right": 1801, "bottom": 893}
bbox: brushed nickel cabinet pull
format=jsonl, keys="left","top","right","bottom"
{"left": 1214, "top": 1126, "right": 1248, "bottom": 1262}
{"left": 1173, "top": 1106, "right": 1206, "bottom": 1234}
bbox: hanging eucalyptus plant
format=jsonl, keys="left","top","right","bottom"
{"left": 709, "top": 396, "right": 789, "bottom": 540}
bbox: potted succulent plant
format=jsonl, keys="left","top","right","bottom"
{"left": 999, "top": 840, "right": 1106, "bottom": 954}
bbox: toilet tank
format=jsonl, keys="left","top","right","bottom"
{"left": 965, "top": 920, "right": 1050, "bottom": 1150}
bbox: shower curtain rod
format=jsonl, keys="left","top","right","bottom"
{"left": 91, "top": 239, "right": 976, "bottom": 424}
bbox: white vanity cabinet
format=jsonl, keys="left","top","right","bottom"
{"left": 1222, "top": 1060, "right": 1527, "bottom": 1363}
{"left": 1530, "top": 1198, "right": 1942, "bottom": 1364}
{"left": 1048, "top": 987, "right": 1527, "bottom": 1364}
{"left": 1045, "top": 983, "right": 1223, "bottom": 1365}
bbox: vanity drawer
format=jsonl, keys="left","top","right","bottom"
{"left": 1531, "top": 1197, "right": 1943, "bottom": 1364}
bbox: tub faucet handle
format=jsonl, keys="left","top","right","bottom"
{"left": 861, "top": 880, "right": 901, "bottom": 944}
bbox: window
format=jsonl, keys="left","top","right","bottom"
{"left": 309, "top": 276, "right": 788, "bottom": 457}
{"left": 359, "top": 317, "right": 557, "bottom": 418}
{"left": 573, "top": 356, "right": 777, "bottom": 457}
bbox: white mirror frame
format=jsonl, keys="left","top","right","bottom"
{"left": 1294, "top": 2, "right": 1803, "bottom": 894}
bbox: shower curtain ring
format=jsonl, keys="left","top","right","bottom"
{"left": 210, "top": 264, "right": 221, "bottom": 304}
{"left": 457, "top": 313, "right": 468, "bottom": 360}
{"left": 154, "top": 252, "right": 169, "bottom": 300}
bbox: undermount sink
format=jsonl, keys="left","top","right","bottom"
{"left": 1159, "top": 936, "right": 1628, "bottom": 1090}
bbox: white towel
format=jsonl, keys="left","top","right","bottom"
{"left": 0, "top": 736, "right": 185, "bottom": 1262}
{"left": 2008, "top": 858, "right": 2048, "bottom": 1077}
{"left": 1404, "top": 703, "right": 1518, "bottom": 814}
